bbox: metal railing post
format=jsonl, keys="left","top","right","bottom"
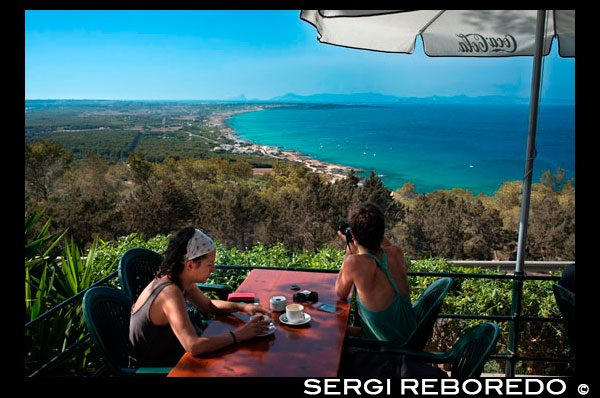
{"left": 506, "top": 271, "right": 524, "bottom": 377}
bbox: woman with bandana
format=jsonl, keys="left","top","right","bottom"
{"left": 129, "top": 227, "right": 272, "bottom": 367}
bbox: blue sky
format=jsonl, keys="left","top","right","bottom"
{"left": 25, "top": 10, "right": 575, "bottom": 103}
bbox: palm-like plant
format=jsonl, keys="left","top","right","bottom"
{"left": 25, "top": 212, "right": 103, "bottom": 375}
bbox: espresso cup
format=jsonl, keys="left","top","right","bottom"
{"left": 250, "top": 314, "right": 273, "bottom": 326}
{"left": 286, "top": 303, "right": 305, "bottom": 323}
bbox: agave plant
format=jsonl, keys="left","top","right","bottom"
{"left": 53, "top": 237, "right": 97, "bottom": 300}
{"left": 25, "top": 212, "right": 105, "bottom": 375}
{"left": 25, "top": 213, "right": 71, "bottom": 375}
{"left": 25, "top": 212, "right": 67, "bottom": 290}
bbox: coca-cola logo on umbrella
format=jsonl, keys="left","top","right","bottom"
{"left": 457, "top": 33, "right": 517, "bottom": 54}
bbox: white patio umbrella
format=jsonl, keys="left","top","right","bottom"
{"left": 300, "top": 10, "right": 574, "bottom": 275}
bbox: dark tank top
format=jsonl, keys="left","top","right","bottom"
{"left": 129, "top": 281, "right": 186, "bottom": 367}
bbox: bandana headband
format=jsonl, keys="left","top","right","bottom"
{"left": 184, "top": 229, "right": 216, "bottom": 262}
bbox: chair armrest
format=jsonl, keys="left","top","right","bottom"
{"left": 344, "top": 336, "right": 453, "bottom": 364}
{"left": 118, "top": 367, "right": 171, "bottom": 376}
{"left": 344, "top": 335, "right": 392, "bottom": 351}
{"left": 135, "top": 367, "right": 172, "bottom": 376}
{"left": 197, "top": 283, "right": 230, "bottom": 300}
{"left": 380, "top": 348, "right": 452, "bottom": 364}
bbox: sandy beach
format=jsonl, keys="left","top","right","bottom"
{"left": 210, "top": 105, "right": 364, "bottom": 182}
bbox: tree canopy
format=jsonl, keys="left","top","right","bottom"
{"left": 25, "top": 140, "right": 574, "bottom": 261}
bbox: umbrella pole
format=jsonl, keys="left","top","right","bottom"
{"left": 506, "top": 10, "right": 547, "bottom": 377}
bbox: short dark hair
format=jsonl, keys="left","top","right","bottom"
{"left": 348, "top": 202, "right": 385, "bottom": 252}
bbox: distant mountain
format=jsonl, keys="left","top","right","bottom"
{"left": 227, "top": 93, "right": 255, "bottom": 102}
{"left": 265, "top": 92, "right": 554, "bottom": 106}
{"left": 269, "top": 92, "right": 404, "bottom": 105}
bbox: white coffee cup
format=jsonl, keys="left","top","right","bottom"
{"left": 286, "top": 303, "right": 305, "bottom": 323}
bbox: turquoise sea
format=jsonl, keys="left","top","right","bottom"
{"left": 228, "top": 103, "right": 575, "bottom": 195}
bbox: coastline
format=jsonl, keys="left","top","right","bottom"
{"left": 211, "top": 104, "right": 365, "bottom": 182}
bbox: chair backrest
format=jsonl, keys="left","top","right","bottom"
{"left": 83, "top": 286, "right": 135, "bottom": 376}
{"left": 404, "top": 277, "right": 453, "bottom": 350}
{"left": 448, "top": 322, "right": 500, "bottom": 378}
{"left": 119, "top": 248, "right": 164, "bottom": 300}
{"left": 552, "top": 284, "right": 576, "bottom": 355}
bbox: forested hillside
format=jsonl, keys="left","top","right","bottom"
{"left": 25, "top": 137, "right": 574, "bottom": 261}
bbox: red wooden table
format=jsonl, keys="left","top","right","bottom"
{"left": 168, "top": 269, "right": 350, "bottom": 377}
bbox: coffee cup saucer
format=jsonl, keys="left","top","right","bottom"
{"left": 279, "top": 313, "right": 311, "bottom": 326}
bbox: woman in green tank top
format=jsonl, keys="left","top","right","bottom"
{"left": 335, "top": 203, "right": 417, "bottom": 343}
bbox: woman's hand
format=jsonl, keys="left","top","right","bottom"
{"left": 337, "top": 230, "right": 357, "bottom": 255}
{"left": 234, "top": 315, "right": 272, "bottom": 342}
{"left": 241, "top": 303, "right": 272, "bottom": 317}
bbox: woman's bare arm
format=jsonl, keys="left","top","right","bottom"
{"left": 160, "top": 286, "right": 270, "bottom": 356}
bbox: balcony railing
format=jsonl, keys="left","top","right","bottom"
{"left": 24, "top": 260, "right": 574, "bottom": 377}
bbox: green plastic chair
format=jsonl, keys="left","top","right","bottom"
{"left": 345, "top": 277, "right": 453, "bottom": 351}
{"left": 118, "top": 248, "right": 230, "bottom": 300}
{"left": 552, "top": 284, "right": 575, "bottom": 355}
{"left": 388, "top": 322, "right": 501, "bottom": 378}
{"left": 82, "top": 286, "right": 171, "bottom": 376}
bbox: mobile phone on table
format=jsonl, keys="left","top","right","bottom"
{"left": 315, "top": 302, "right": 339, "bottom": 313}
